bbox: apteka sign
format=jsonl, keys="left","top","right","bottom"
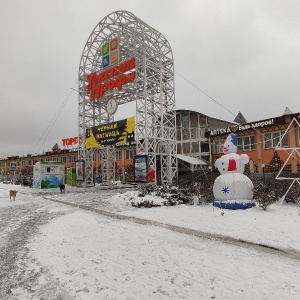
{"left": 209, "top": 119, "right": 274, "bottom": 136}
{"left": 87, "top": 57, "right": 136, "bottom": 101}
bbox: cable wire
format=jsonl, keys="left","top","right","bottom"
{"left": 30, "top": 80, "right": 78, "bottom": 154}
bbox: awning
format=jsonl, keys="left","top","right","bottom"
{"left": 177, "top": 154, "right": 208, "bottom": 171}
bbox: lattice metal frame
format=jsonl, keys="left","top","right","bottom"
{"left": 78, "top": 10, "right": 177, "bottom": 186}
{"left": 275, "top": 117, "right": 300, "bottom": 204}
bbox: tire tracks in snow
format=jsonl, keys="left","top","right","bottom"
{"left": 43, "top": 196, "right": 300, "bottom": 262}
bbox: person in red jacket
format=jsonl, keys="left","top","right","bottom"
{"left": 147, "top": 165, "right": 156, "bottom": 183}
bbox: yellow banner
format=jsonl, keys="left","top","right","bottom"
{"left": 86, "top": 117, "right": 135, "bottom": 149}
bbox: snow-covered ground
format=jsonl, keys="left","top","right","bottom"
{"left": 1, "top": 182, "right": 300, "bottom": 300}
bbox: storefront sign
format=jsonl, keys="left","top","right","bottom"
{"left": 86, "top": 117, "right": 135, "bottom": 148}
{"left": 209, "top": 119, "right": 274, "bottom": 136}
{"left": 62, "top": 137, "right": 82, "bottom": 147}
{"left": 87, "top": 57, "right": 136, "bottom": 101}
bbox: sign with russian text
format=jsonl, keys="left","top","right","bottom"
{"left": 86, "top": 117, "right": 135, "bottom": 148}
{"left": 87, "top": 57, "right": 136, "bottom": 101}
{"left": 62, "top": 137, "right": 82, "bottom": 147}
{"left": 209, "top": 119, "right": 275, "bottom": 136}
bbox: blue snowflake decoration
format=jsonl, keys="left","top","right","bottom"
{"left": 222, "top": 186, "right": 230, "bottom": 194}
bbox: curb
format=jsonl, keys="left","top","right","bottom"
{"left": 43, "top": 196, "right": 300, "bottom": 261}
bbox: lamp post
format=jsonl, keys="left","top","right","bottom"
{"left": 208, "top": 166, "right": 213, "bottom": 184}
{"left": 261, "top": 164, "right": 265, "bottom": 183}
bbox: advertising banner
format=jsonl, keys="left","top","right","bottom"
{"left": 10, "top": 162, "right": 17, "bottom": 169}
{"left": 86, "top": 117, "right": 135, "bottom": 149}
{"left": 134, "top": 155, "right": 148, "bottom": 183}
{"left": 76, "top": 161, "right": 84, "bottom": 181}
{"left": 33, "top": 162, "right": 65, "bottom": 189}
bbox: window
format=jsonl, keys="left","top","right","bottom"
{"left": 45, "top": 166, "right": 58, "bottom": 173}
{"left": 214, "top": 139, "right": 225, "bottom": 154}
{"left": 181, "top": 114, "right": 190, "bottom": 140}
{"left": 182, "top": 128, "right": 190, "bottom": 140}
{"left": 200, "top": 141, "right": 209, "bottom": 152}
{"left": 264, "top": 131, "right": 288, "bottom": 149}
{"left": 237, "top": 135, "right": 255, "bottom": 151}
{"left": 177, "top": 143, "right": 182, "bottom": 154}
{"left": 69, "top": 155, "right": 76, "bottom": 163}
{"left": 92, "top": 153, "right": 96, "bottom": 161}
{"left": 115, "top": 150, "right": 122, "bottom": 160}
{"left": 190, "top": 128, "right": 198, "bottom": 139}
{"left": 60, "top": 156, "right": 66, "bottom": 163}
{"left": 125, "top": 149, "right": 135, "bottom": 159}
{"left": 182, "top": 142, "right": 190, "bottom": 153}
{"left": 191, "top": 142, "right": 199, "bottom": 153}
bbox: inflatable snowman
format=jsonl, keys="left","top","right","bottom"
{"left": 213, "top": 133, "right": 255, "bottom": 209}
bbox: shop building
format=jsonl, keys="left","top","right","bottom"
{"left": 0, "top": 110, "right": 235, "bottom": 182}
{"left": 206, "top": 111, "right": 300, "bottom": 174}
{"left": 175, "top": 109, "right": 233, "bottom": 172}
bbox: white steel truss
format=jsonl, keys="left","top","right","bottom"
{"left": 275, "top": 117, "right": 300, "bottom": 205}
{"left": 78, "top": 10, "right": 177, "bottom": 186}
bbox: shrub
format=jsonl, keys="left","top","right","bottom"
{"left": 132, "top": 184, "right": 193, "bottom": 208}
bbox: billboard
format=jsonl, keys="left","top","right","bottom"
{"left": 86, "top": 117, "right": 135, "bottom": 149}
{"left": 76, "top": 160, "right": 84, "bottom": 181}
{"left": 134, "top": 155, "right": 149, "bottom": 183}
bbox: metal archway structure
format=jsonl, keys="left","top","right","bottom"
{"left": 78, "top": 10, "right": 177, "bottom": 186}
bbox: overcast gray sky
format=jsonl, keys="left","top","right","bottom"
{"left": 1, "top": 0, "right": 299, "bottom": 157}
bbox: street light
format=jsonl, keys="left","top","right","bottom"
{"left": 261, "top": 164, "right": 265, "bottom": 183}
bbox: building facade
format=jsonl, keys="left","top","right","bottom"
{"left": 5, "top": 110, "right": 298, "bottom": 182}
{"left": 206, "top": 112, "right": 300, "bottom": 174}
{"left": 176, "top": 109, "right": 234, "bottom": 162}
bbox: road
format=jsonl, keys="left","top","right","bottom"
{"left": 1, "top": 190, "right": 300, "bottom": 300}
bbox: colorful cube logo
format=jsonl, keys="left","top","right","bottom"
{"left": 102, "top": 55, "right": 110, "bottom": 68}
{"left": 110, "top": 38, "right": 118, "bottom": 51}
{"left": 101, "top": 37, "right": 119, "bottom": 68}
{"left": 102, "top": 42, "right": 109, "bottom": 56}
{"left": 110, "top": 50, "right": 119, "bottom": 64}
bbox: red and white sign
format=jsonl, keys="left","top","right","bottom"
{"left": 62, "top": 137, "right": 81, "bottom": 147}
{"left": 87, "top": 57, "right": 136, "bottom": 101}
